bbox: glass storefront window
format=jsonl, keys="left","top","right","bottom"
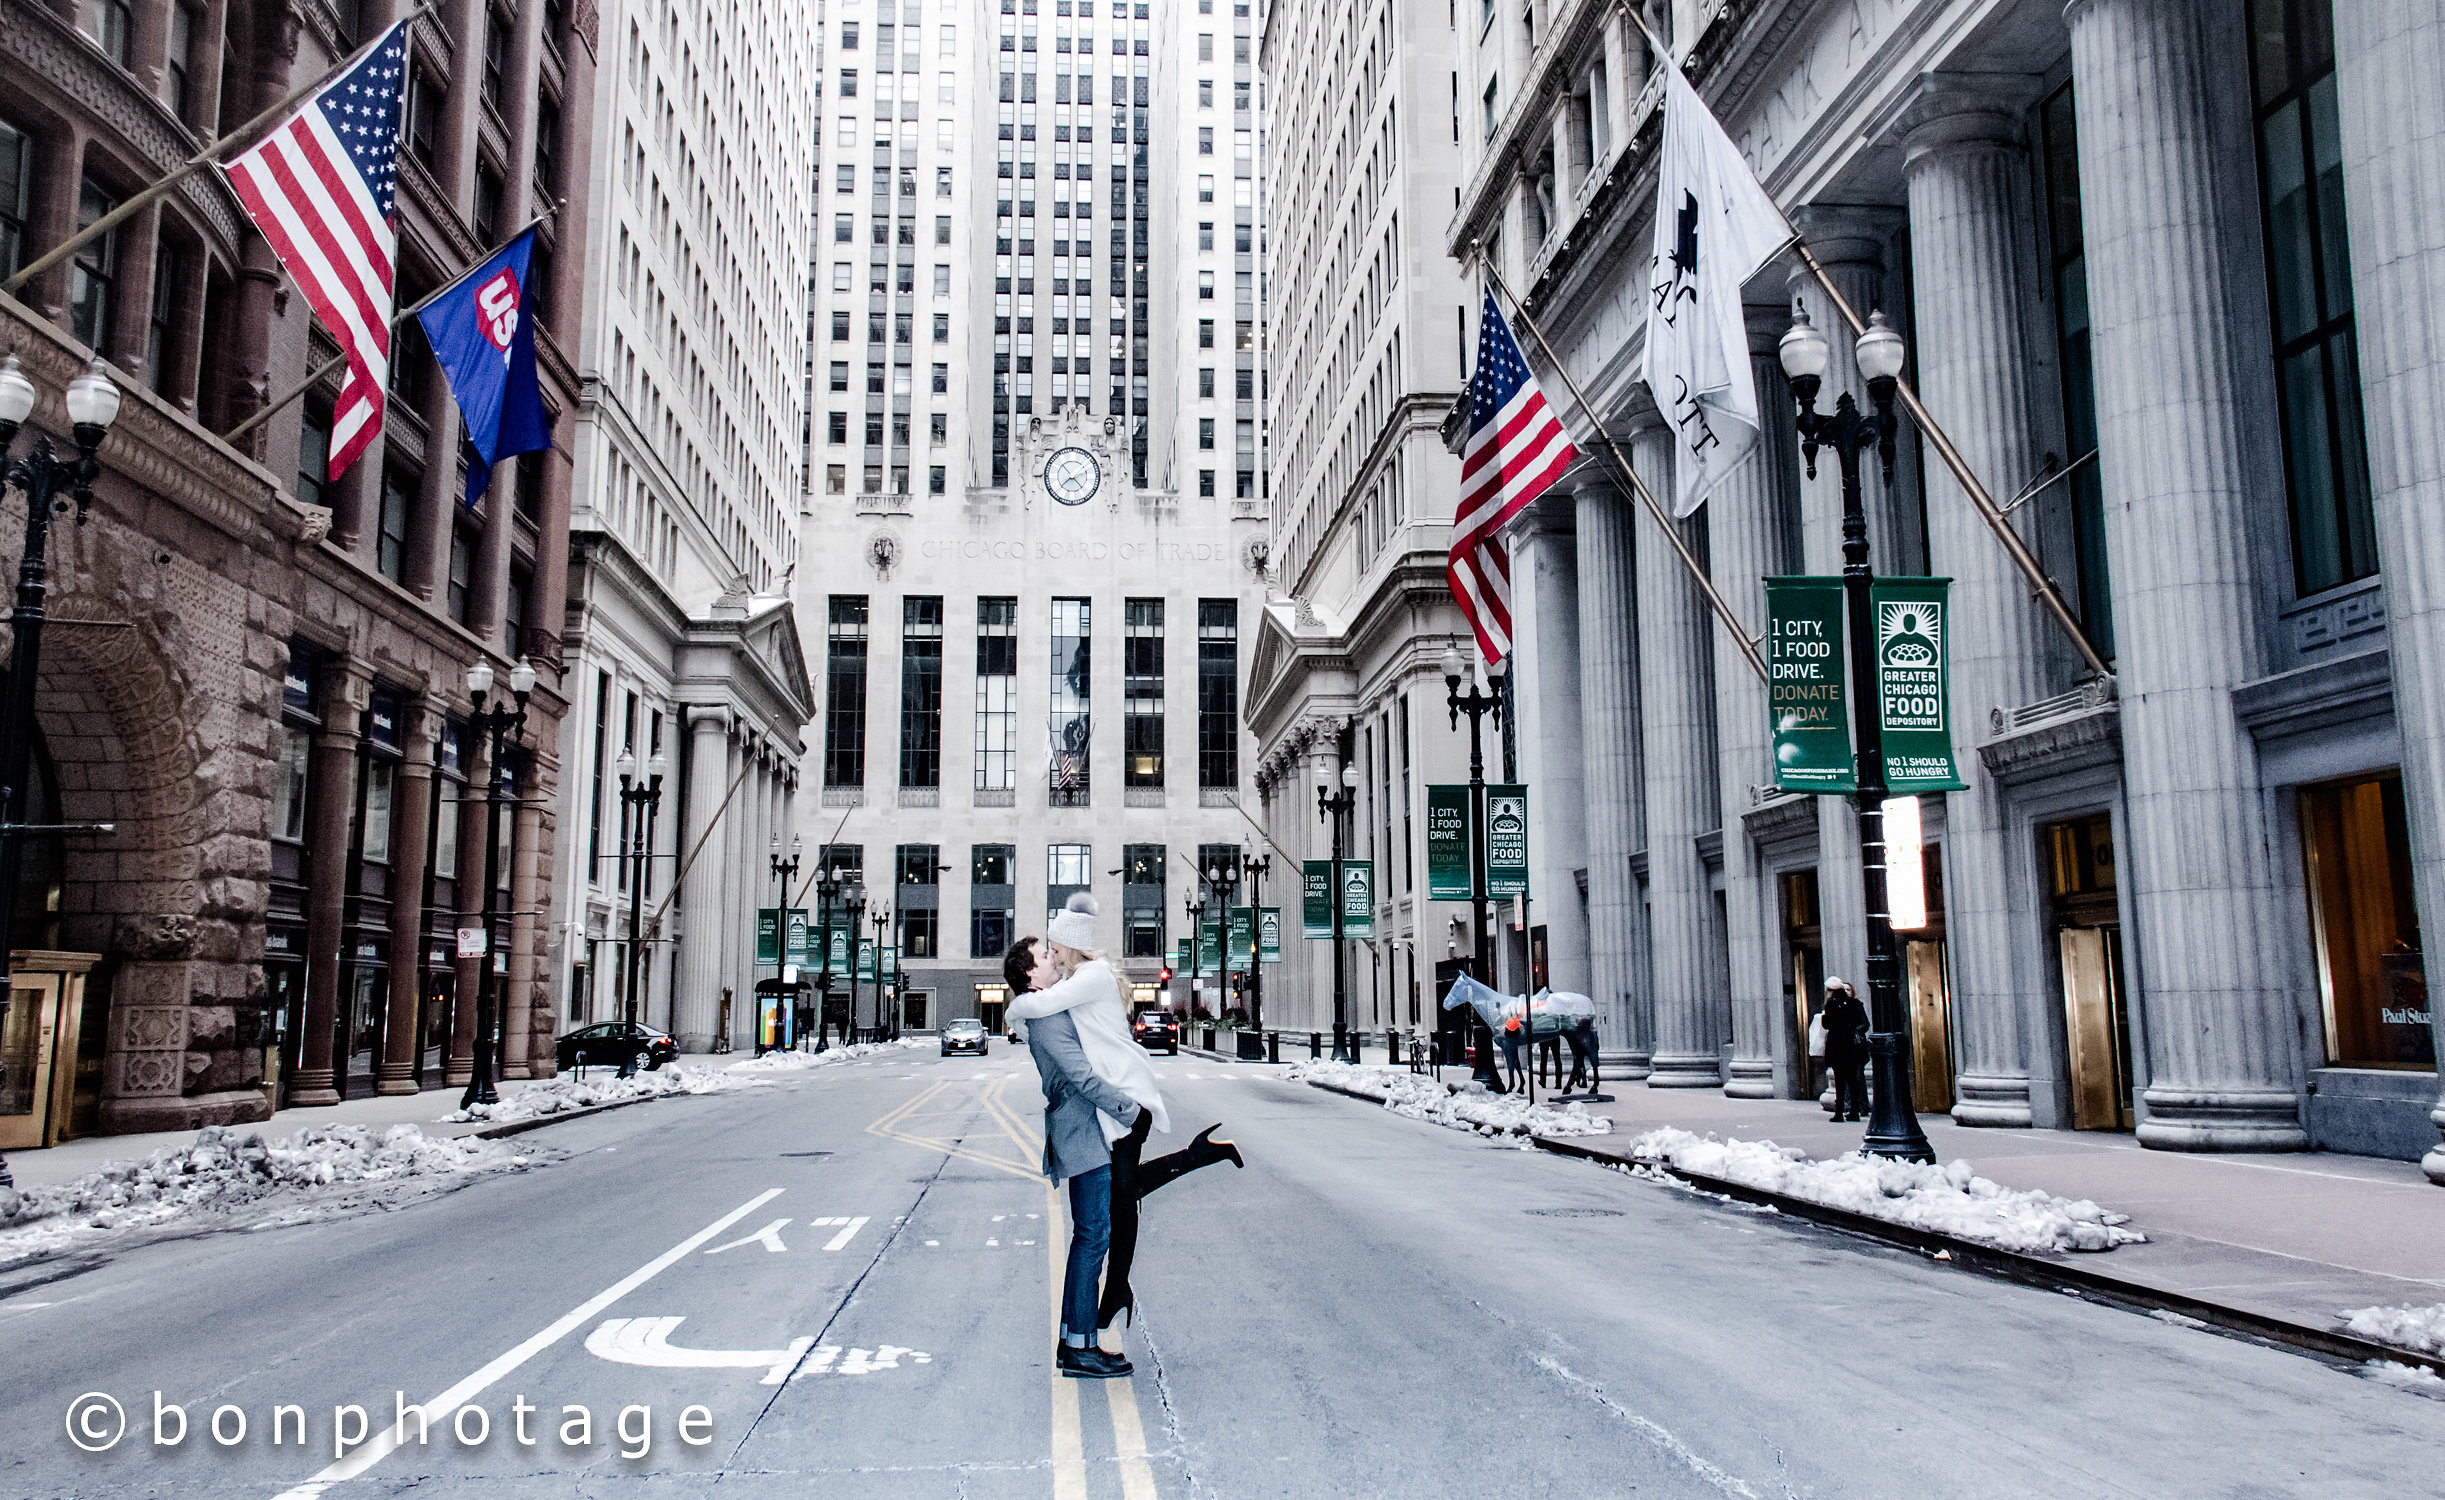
{"left": 361, "top": 760, "right": 395, "bottom": 863}
{"left": 2299, "top": 773, "right": 2430, "bottom": 1067}
{"left": 272, "top": 727, "right": 311, "bottom": 842}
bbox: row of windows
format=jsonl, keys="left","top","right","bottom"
{"left": 822, "top": 597, "right": 1238, "bottom": 793}
{"left": 816, "top": 839, "right": 1248, "bottom": 962}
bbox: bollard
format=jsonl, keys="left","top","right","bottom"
{"left": 1309, "top": 1031, "right": 1322, "bottom": 1059}
{"left": 1267, "top": 1029, "right": 1281, "bottom": 1064}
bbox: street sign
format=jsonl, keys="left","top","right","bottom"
{"left": 1767, "top": 576, "right": 1856, "bottom": 793}
{"left": 785, "top": 908, "right": 812, "bottom": 966}
{"left": 456, "top": 926, "right": 486, "bottom": 958}
{"left": 1485, "top": 787, "right": 1528, "bottom": 898}
{"left": 1872, "top": 578, "right": 1966, "bottom": 792}
{"left": 1257, "top": 906, "right": 1282, "bottom": 961}
{"left": 1341, "top": 860, "right": 1375, "bottom": 939}
{"left": 1426, "top": 784, "right": 1471, "bottom": 899}
{"left": 1302, "top": 860, "right": 1332, "bottom": 938}
{"left": 757, "top": 909, "right": 780, "bottom": 966}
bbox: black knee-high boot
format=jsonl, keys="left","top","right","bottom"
{"left": 1098, "top": 1122, "right": 1245, "bottom": 1329}
{"left": 1133, "top": 1124, "right": 1245, "bottom": 1199}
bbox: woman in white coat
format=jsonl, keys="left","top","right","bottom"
{"left": 1010, "top": 893, "right": 1242, "bottom": 1327}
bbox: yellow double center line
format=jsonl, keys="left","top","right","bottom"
{"left": 869, "top": 1076, "right": 1159, "bottom": 1498}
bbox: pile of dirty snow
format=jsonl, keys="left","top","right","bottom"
{"left": 0, "top": 1124, "right": 528, "bottom": 1265}
{"left": 442, "top": 1061, "right": 760, "bottom": 1125}
{"left": 1285, "top": 1060, "right": 1613, "bottom": 1139}
{"left": 1627, "top": 1128, "right": 2144, "bottom": 1254}
{"left": 2343, "top": 1303, "right": 2445, "bottom": 1356}
{"left": 724, "top": 1038, "right": 934, "bottom": 1073}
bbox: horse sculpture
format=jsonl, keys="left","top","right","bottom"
{"left": 1441, "top": 975, "right": 1607, "bottom": 1098}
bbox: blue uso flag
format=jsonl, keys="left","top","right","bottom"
{"left": 417, "top": 226, "right": 551, "bottom": 506}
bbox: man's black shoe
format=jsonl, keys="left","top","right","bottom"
{"left": 1057, "top": 1343, "right": 1133, "bottom": 1379}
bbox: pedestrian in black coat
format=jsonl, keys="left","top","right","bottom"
{"left": 1822, "top": 978, "right": 1871, "bottom": 1122}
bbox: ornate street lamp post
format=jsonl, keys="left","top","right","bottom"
{"left": 1182, "top": 888, "right": 1207, "bottom": 1018}
{"left": 0, "top": 355, "right": 118, "bottom": 1189}
{"left": 812, "top": 861, "right": 845, "bottom": 1048}
{"left": 1202, "top": 855, "right": 1239, "bottom": 1023}
{"left": 1777, "top": 304, "right": 1936, "bottom": 1164}
{"left": 1314, "top": 752, "right": 1359, "bottom": 1065}
{"left": 1442, "top": 645, "right": 1509, "bottom": 1092}
{"left": 867, "top": 901, "right": 891, "bottom": 1042}
{"left": 614, "top": 748, "right": 666, "bottom": 1077}
{"left": 766, "top": 834, "right": 801, "bottom": 1053}
{"left": 1240, "top": 852, "right": 1271, "bottom": 1052}
{"left": 461, "top": 655, "right": 538, "bottom": 1109}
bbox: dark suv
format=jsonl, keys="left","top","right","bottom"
{"left": 1130, "top": 1009, "right": 1180, "bottom": 1055}
{"left": 556, "top": 1022, "right": 677, "bottom": 1074}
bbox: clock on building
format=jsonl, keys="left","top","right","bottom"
{"left": 1045, "top": 446, "right": 1101, "bottom": 506}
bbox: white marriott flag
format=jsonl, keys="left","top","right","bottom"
{"left": 1639, "top": 61, "right": 1796, "bottom": 517}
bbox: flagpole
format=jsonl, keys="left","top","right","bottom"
{"left": 1479, "top": 259, "right": 1769, "bottom": 684}
{"left": 222, "top": 199, "right": 564, "bottom": 445}
{"left": 1617, "top": 5, "right": 2111, "bottom": 681}
{"left": 1, "top": 6, "right": 439, "bottom": 299}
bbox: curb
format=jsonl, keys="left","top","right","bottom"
{"left": 469, "top": 1090, "right": 664, "bottom": 1140}
{"left": 1530, "top": 1135, "right": 2445, "bottom": 1381}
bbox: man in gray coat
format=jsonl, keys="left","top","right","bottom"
{"left": 1006, "top": 937, "right": 1141, "bottom": 1378}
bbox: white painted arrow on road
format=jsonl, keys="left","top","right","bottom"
{"left": 704, "top": 1217, "right": 793, "bottom": 1254}
{"left": 585, "top": 1317, "right": 817, "bottom": 1385}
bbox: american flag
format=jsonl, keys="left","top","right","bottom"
{"left": 223, "top": 20, "right": 411, "bottom": 479}
{"left": 1450, "top": 291, "right": 1578, "bottom": 663}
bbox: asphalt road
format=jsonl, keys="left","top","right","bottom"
{"left": 4, "top": 1048, "right": 2442, "bottom": 1499}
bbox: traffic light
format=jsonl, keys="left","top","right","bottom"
{"left": 1158, "top": 966, "right": 1173, "bottom": 986}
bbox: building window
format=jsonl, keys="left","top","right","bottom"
{"left": 166, "top": 3, "right": 198, "bottom": 116}
{"left": 272, "top": 724, "right": 312, "bottom": 842}
{"left": 825, "top": 595, "right": 870, "bottom": 786}
{"left": 93, "top": 0, "right": 133, "bottom": 65}
{"left": 1122, "top": 842, "right": 1165, "bottom": 956}
{"left": 297, "top": 400, "right": 334, "bottom": 509}
{"left": 1050, "top": 597, "right": 1091, "bottom": 805}
{"left": 1197, "top": 599, "right": 1237, "bottom": 788}
{"left": 2037, "top": 85, "right": 2115, "bottom": 659}
{"left": 970, "top": 842, "right": 1015, "bottom": 957}
{"left": 504, "top": 566, "right": 529, "bottom": 658}
{"left": 0, "top": 122, "right": 28, "bottom": 280}
{"left": 474, "top": 161, "right": 504, "bottom": 244}
{"left": 900, "top": 596, "right": 944, "bottom": 788}
{"left": 1198, "top": 417, "right": 1214, "bottom": 450}
{"left": 446, "top": 527, "right": 472, "bottom": 622}
{"left": 929, "top": 464, "right": 946, "bottom": 493}
{"left": 1197, "top": 174, "right": 1214, "bottom": 202}
{"left": 407, "top": 66, "right": 441, "bottom": 169}
{"left": 1198, "top": 319, "right": 1213, "bottom": 348}
{"left": 2249, "top": 0, "right": 2376, "bottom": 597}
{"left": 2299, "top": 773, "right": 2429, "bottom": 1067}
{"left": 377, "top": 467, "right": 412, "bottom": 582}
{"left": 70, "top": 180, "right": 117, "bottom": 351}
{"left": 1047, "top": 842, "right": 1092, "bottom": 920}
{"left": 1483, "top": 76, "right": 1500, "bottom": 141}
{"left": 1199, "top": 468, "right": 1215, "bottom": 497}
{"left": 974, "top": 596, "right": 1018, "bottom": 790}
{"left": 1124, "top": 598, "right": 1163, "bottom": 787}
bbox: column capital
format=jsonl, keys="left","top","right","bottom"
{"left": 1746, "top": 300, "right": 1794, "bottom": 360}
{"left": 687, "top": 704, "right": 734, "bottom": 736}
{"left": 1789, "top": 204, "right": 1901, "bottom": 272}
{"left": 1889, "top": 72, "right": 2045, "bottom": 165}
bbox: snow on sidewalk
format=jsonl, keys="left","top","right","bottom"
{"left": 2343, "top": 1303, "right": 2445, "bottom": 1356}
{"left": 439, "top": 1060, "right": 765, "bottom": 1125}
{"left": 0, "top": 1123, "right": 530, "bottom": 1266}
{"left": 722, "top": 1038, "right": 935, "bottom": 1073}
{"left": 1627, "top": 1127, "right": 2146, "bottom": 1255}
{"left": 1284, "top": 1060, "right": 1615, "bottom": 1139}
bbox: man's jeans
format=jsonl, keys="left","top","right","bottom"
{"left": 1060, "top": 1165, "right": 1113, "bottom": 1339}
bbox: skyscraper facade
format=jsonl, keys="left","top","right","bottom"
{"left": 792, "top": 0, "right": 1267, "bottom": 1036}
{"left": 554, "top": 0, "right": 820, "bottom": 1054}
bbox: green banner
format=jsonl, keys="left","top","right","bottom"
{"left": 1872, "top": 578, "right": 1967, "bottom": 793}
{"left": 1426, "top": 784, "right": 1471, "bottom": 899}
{"left": 826, "top": 926, "right": 849, "bottom": 976}
{"left": 857, "top": 937, "right": 877, "bottom": 981}
{"left": 1172, "top": 937, "right": 1189, "bottom": 970}
{"left": 756, "top": 908, "right": 780, "bottom": 965}
{"left": 1767, "top": 576, "right": 1856, "bottom": 793}
{"left": 1257, "top": 906, "right": 1282, "bottom": 961}
{"left": 784, "top": 908, "right": 811, "bottom": 967}
{"left": 1302, "top": 860, "right": 1332, "bottom": 938}
{"left": 1228, "top": 906, "right": 1254, "bottom": 957}
{"left": 1341, "top": 860, "right": 1375, "bottom": 938}
{"left": 1198, "top": 921, "right": 1222, "bottom": 971}
{"left": 1486, "top": 787, "right": 1528, "bottom": 898}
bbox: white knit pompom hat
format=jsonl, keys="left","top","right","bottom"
{"left": 1046, "top": 891, "right": 1098, "bottom": 950}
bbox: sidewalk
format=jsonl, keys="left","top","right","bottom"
{"left": 2, "top": 1081, "right": 549, "bottom": 1191}
{"left": 1350, "top": 1070, "right": 2445, "bottom": 1344}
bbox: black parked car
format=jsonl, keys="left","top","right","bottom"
{"left": 557, "top": 1022, "right": 677, "bottom": 1074}
{"left": 1130, "top": 1010, "right": 1180, "bottom": 1055}
{"left": 940, "top": 1018, "right": 990, "bottom": 1056}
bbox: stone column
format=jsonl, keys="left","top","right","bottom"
{"left": 103, "top": 201, "right": 161, "bottom": 379}
{"left": 1574, "top": 476, "right": 1650, "bottom": 1075}
{"left": 1787, "top": 210, "right": 1897, "bottom": 1009}
{"left": 1507, "top": 496, "right": 1590, "bottom": 998}
{"left": 1632, "top": 416, "right": 1724, "bottom": 1086}
{"left": 292, "top": 659, "right": 368, "bottom": 1106}
{"left": 502, "top": 786, "right": 543, "bottom": 1078}
{"left": 377, "top": 704, "right": 436, "bottom": 1094}
{"left": 447, "top": 729, "right": 490, "bottom": 1087}
{"left": 189, "top": 0, "right": 230, "bottom": 138}
{"left": 2332, "top": 2, "right": 2445, "bottom": 1180}
{"left": 676, "top": 706, "right": 733, "bottom": 1049}
{"left": 1901, "top": 80, "right": 2054, "bottom": 1127}
{"left": 1711, "top": 306, "right": 1803, "bottom": 1097}
{"left": 2066, "top": 0, "right": 2303, "bottom": 1149}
